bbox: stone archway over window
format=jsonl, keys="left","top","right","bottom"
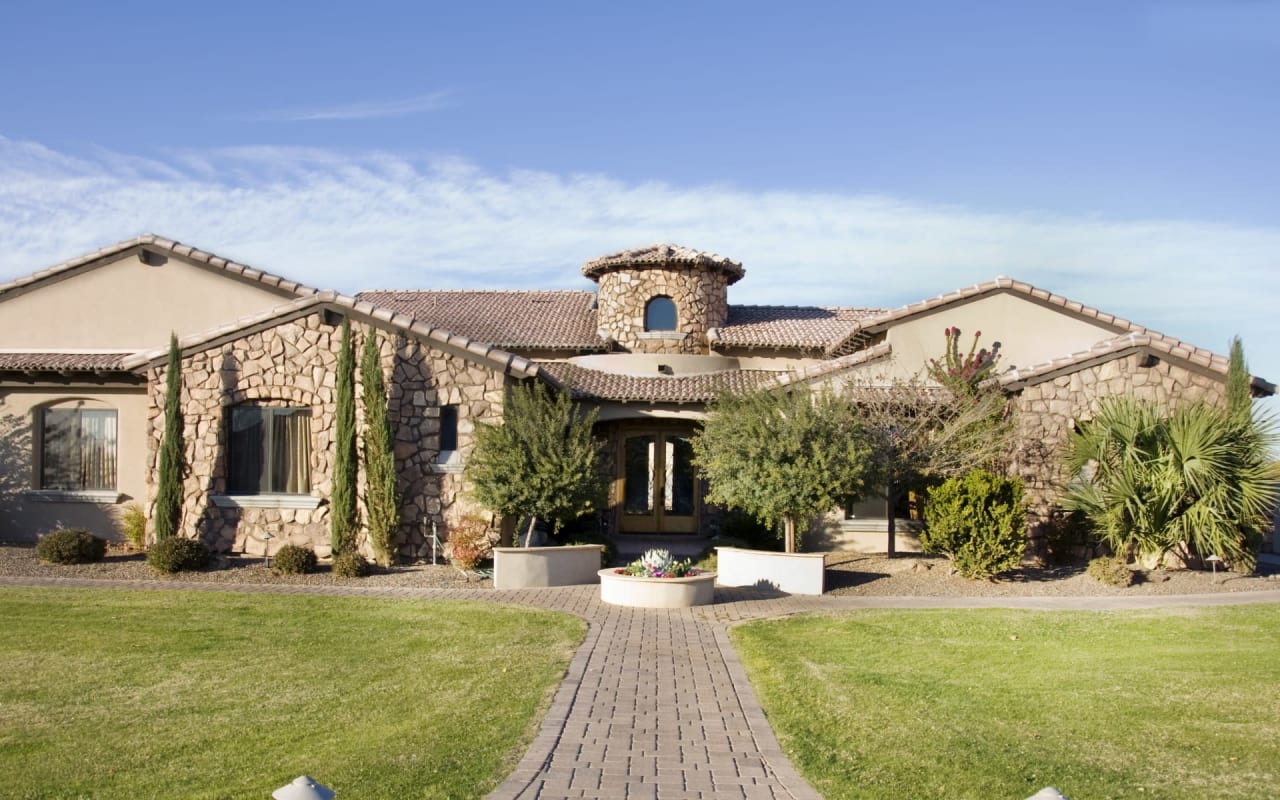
{"left": 644, "top": 296, "right": 677, "bottom": 332}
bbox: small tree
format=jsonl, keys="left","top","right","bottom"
{"left": 692, "top": 384, "right": 871, "bottom": 553}
{"left": 330, "top": 318, "right": 358, "bottom": 555}
{"left": 467, "top": 381, "right": 607, "bottom": 544}
{"left": 360, "top": 328, "right": 399, "bottom": 567}
{"left": 1225, "top": 335, "right": 1251, "bottom": 424}
{"left": 153, "top": 333, "right": 185, "bottom": 542}
{"left": 921, "top": 469, "right": 1027, "bottom": 579}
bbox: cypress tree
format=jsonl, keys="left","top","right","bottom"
{"left": 331, "top": 317, "right": 358, "bottom": 554}
{"left": 153, "top": 333, "right": 184, "bottom": 542}
{"left": 1225, "top": 336, "right": 1251, "bottom": 423}
{"left": 360, "top": 328, "right": 399, "bottom": 566}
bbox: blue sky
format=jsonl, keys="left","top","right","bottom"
{"left": 2, "top": 1, "right": 1278, "bottom": 383}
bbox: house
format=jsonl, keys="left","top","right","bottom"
{"left": 0, "top": 235, "right": 1271, "bottom": 557}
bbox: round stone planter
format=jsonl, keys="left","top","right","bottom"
{"left": 598, "top": 568, "right": 717, "bottom": 608}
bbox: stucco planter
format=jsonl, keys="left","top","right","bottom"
{"left": 598, "top": 568, "right": 717, "bottom": 608}
{"left": 492, "top": 545, "right": 603, "bottom": 590}
{"left": 715, "top": 547, "right": 826, "bottom": 595}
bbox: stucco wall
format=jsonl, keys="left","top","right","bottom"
{"left": 0, "top": 386, "right": 148, "bottom": 542}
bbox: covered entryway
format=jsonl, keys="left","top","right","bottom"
{"left": 614, "top": 423, "right": 699, "bottom": 534}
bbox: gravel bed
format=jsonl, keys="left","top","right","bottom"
{"left": 0, "top": 544, "right": 487, "bottom": 589}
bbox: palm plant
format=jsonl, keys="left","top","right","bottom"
{"left": 1063, "top": 395, "right": 1278, "bottom": 571}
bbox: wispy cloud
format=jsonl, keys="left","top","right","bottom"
{"left": 2, "top": 135, "right": 1278, "bottom": 383}
{"left": 253, "top": 91, "right": 451, "bottom": 122}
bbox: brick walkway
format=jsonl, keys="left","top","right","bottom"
{"left": 4, "top": 574, "right": 1278, "bottom": 800}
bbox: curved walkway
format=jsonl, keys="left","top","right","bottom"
{"left": 5, "top": 575, "right": 1278, "bottom": 800}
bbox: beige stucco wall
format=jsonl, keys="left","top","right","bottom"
{"left": 0, "top": 386, "right": 148, "bottom": 542}
{"left": 0, "top": 250, "right": 298, "bottom": 350}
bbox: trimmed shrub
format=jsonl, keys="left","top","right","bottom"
{"left": 1088, "top": 556, "right": 1135, "bottom": 588}
{"left": 332, "top": 550, "right": 371, "bottom": 578}
{"left": 117, "top": 503, "right": 148, "bottom": 551}
{"left": 270, "top": 544, "right": 317, "bottom": 575}
{"left": 36, "top": 529, "right": 107, "bottom": 564}
{"left": 448, "top": 516, "right": 493, "bottom": 571}
{"left": 921, "top": 469, "right": 1027, "bottom": 580}
{"left": 147, "top": 537, "right": 209, "bottom": 574}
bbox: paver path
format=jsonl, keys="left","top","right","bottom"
{"left": 4, "top": 574, "right": 1278, "bottom": 800}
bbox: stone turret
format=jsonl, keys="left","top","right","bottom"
{"left": 583, "top": 244, "right": 743, "bottom": 355}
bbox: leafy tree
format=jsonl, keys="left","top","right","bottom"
{"left": 1063, "top": 392, "right": 1278, "bottom": 572}
{"left": 467, "top": 380, "right": 607, "bottom": 545}
{"left": 360, "top": 328, "right": 399, "bottom": 567}
{"left": 330, "top": 317, "right": 358, "bottom": 555}
{"left": 692, "top": 384, "right": 871, "bottom": 553}
{"left": 153, "top": 333, "right": 185, "bottom": 542}
{"left": 921, "top": 469, "right": 1027, "bottom": 579}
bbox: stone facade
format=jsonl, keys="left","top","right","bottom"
{"left": 595, "top": 266, "right": 731, "bottom": 354}
{"left": 145, "top": 310, "right": 505, "bottom": 558}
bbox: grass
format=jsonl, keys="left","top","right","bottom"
{"left": 733, "top": 606, "right": 1280, "bottom": 800}
{"left": 0, "top": 588, "right": 585, "bottom": 799}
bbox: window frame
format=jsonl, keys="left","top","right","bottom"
{"left": 225, "top": 405, "right": 313, "bottom": 496}
{"left": 37, "top": 405, "right": 118, "bottom": 493}
{"left": 643, "top": 295, "right": 678, "bottom": 332}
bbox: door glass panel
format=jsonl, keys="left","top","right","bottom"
{"left": 624, "top": 435, "right": 655, "bottom": 515}
{"left": 665, "top": 436, "right": 695, "bottom": 516}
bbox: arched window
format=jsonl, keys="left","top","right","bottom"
{"left": 227, "top": 405, "right": 312, "bottom": 494}
{"left": 39, "top": 402, "right": 117, "bottom": 490}
{"left": 644, "top": 296, "right": 677, "bottom": 332}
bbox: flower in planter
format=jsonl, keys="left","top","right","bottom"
{"left": 619, "top": 548, "right": 700, "bottom": 578}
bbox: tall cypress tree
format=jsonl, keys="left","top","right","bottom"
{"left": 331, "top": 317, "right": 358, "bottom": 554}
{"left": 360, "top": 328, "right": 399, "bottom": 566}
{"left": 1225, "top": 336, "right": 1251, "bottom": 423}
{"left": 153, "top": 333, "right": 184, "bottom": 542}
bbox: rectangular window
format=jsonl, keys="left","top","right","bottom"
{"left": 228, "top": 407, "right": 311, "bottom": 494}
{"left": 439, "top": 405, "right": 458, "bottom": 452}
{"left": 40, "top": 408, "right": 117, "bottom": 490}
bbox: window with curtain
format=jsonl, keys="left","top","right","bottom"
{"left": 40, "top": 407, "right": 118, "bottom": 490}
{"left": 227, "top": 406, "right": 311, "bottom": 494}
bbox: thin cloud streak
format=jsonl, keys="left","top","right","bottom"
{"left": 1, "top": 136, "right": 1277, "bottom": 383}
{"left": 252, "top": 91, "right": 451, "bottom": 122}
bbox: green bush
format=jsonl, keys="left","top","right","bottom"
{"left": 270, "top": 544, "right": 317, "bottom": 575}
{"left": 331, "top": 550, "right": 371, "bottom": 578}
{"left": 116, "top": 503, "right": 147, "bottom": 551}
{"left": 921, "top": 470, "right": 1027, "bottom": 579}
{"left": 1087, "top": 556, "right": 1135, "bottom": 587}
{"left": 147, "top": 537, "right": 209, "bottom": 574}
{"left": 36, "top": 529, "right": 107, "bottom": 564}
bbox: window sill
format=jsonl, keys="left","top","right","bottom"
{"left": 430, "top": 451, "right": 464, "bottom": 474}
{"left": 24, "top": 489, "right": 123, "bottom": 504}
{"left": 636, "top": 331, "right": 688, "bottom": 340}
{"left": 209, "top": 494, "right": 323, "bottom": 510}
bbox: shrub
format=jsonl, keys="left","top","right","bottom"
{"left": 116, "top": 503, "right": 147, "bottom": 551}
{"left": 448, "top": 516, "right": 493, "bottom": 571}
{"left": 36, "top": 529, "right": 107, "bottom": 564}
{"left": 719, "top": 510, "right": 783, "bottom": 552}
{"left": 270, "top": 544, "right": 317, "bottom": 575}
{"left": 332, "top": 550, "right": 371, "bottom": 578}
{"left": 921, "top": 469, "right": 1027, "bottom": 579}
{"left": 147, "top": 537, "right": 209, "bottom": 574}
{"left": 1088, "top": 555, "right": 1135, "bottom": 588}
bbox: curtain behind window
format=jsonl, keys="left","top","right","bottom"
{"left": 229, "top": 406, "right": 310, "bottom": 494}
{"left": 41, "top": 407, "right": 117, "bottom": 490}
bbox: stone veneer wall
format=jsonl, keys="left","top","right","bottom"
{"left": 1012, "top": 352, "right": 1225, "bottom": 528}
{"left": 595, "top": 266, "right": 730, "bottom": 354}
{"left": 145, "top": 311, "right": 506, "bottom": 558}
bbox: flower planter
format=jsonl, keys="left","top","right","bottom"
{"left": 715, "top": 547, "right": 826, "bottom": 595}
{"left": 492, "top": 545, "right": 603, "bottom": 590}
{"left": 598, "top": 568, "right": 717, "bottom": 608}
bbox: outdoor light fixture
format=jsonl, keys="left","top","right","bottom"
{"left": 272, "top": 775, "right": 335, "bottom": 800}
{"left": 1206, "top": 554, "right": 1223, "bottom": 581}
{"left": 261, "top": 530, "right": 274, "bottom": 568}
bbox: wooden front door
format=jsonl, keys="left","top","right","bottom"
{"left": 617, "top": 427, "right": 699, "bottom": 534}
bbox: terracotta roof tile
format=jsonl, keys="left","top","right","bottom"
{"left": 355, "top": 290, "right": 606, "bottom": 351}
{"left": 581, "top": 243, "right": 745, "bottom": 283}
{"left": 540, "top": 362, "right": 782, "bottom": 403}
{"left": 0, "top": 351, "right": 133, "bottom": 372}
{"left": 712, "top": 305, "right": 884, "bottom": 350}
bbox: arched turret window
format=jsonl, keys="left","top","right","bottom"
{"left": 644, "top": 296, "right": 677, "bottom": 332}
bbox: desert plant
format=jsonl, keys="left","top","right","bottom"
{"left": 1087, "top": 555, "right": 1135, "bottom": 588}
{"left": 926, "top": 326, "right": 1002, "bottom": 398}
{"left": 147, "top": 537, "right": 209, "bottom": 574}
{"left": 154, "top": 333, "right": 185, "bottom": 542}
{"left": 447, "top": 515, "right": 493, "bottom": 571}
{"left": 36, "top": 529, "right": 107, "bottom": 564}
{"left": 921, "top": 469, "right": 1027, "bottom": 579}
{"left": 331, "top": 317, "right": 358, "bottom": 555}
{"left": 116, "top": 503, "right": 147, "bottom": 551}
{"left": 360, "top": 328, "right": 399, "bottom": 567}
{"left": 620, "top": 548, "right": 698, "bottom": 578}
{"left": 270, "top": 544, "right": 317, "bottom": 575}
{"left": 331, "top": 550, "right": 372, "bottom": 578}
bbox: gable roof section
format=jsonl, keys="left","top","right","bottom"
{"left": 355, "top": 290, "right": 607, "bottom": 351}
{"left": 0, "top": 234, "right": 322, "bottom": 302}
{"left": 539, "top": 362, "right": 782, "bottom": 404}
{"left": 711, "top": 305, "right": 884, "bottom": 350}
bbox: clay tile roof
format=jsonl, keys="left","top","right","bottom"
{"left": 354, "top": 290, "right": 606, "bottom": 351}
{"left": 581, "top": 243, "right": 745, "bottom": 284}
{"left": 0, "top": 351, "right": 133, "bottom": 372}
{"left": 539, "top": 362, "right": 783, "bottom": 404}
{"left": 0, "top": 234, "right": 321, "bottom": 300}
{"left": 713, "top": 305, "right": 885, "bottom": 350}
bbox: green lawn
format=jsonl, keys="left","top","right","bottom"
{"left": 0, "top": 588, "right": 584, "bottom": 800}
{"left": 733, "top": 606, "right": 1280, "bottom": 800}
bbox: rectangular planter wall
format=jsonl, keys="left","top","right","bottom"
{"left": 715, "top": 547, "right": 826, "bottom": 595}
{"left": 492, "top": 545, "right": 603, "bottom": 590}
